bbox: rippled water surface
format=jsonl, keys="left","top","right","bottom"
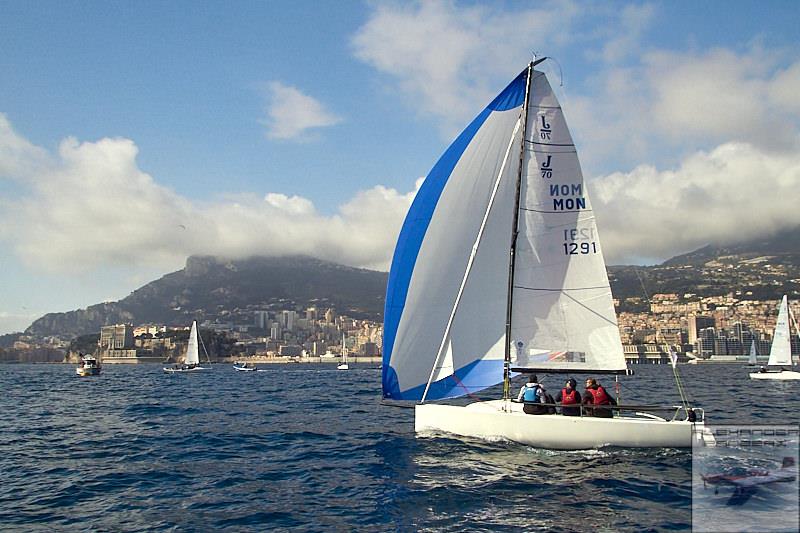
{"left": 1, "top": 363, "right": 798, "bottom": 531}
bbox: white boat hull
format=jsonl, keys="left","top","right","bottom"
{"left": 337, "top": 364, "right": 349, "bottom": 370}
{"left": 749, "top": 370, "right": 800, "bottom": 380}
{"left": 163, "top": 366, "right": 209, "bottom": 373}
{"left": 415, "top": 400, "right": 708, "bottom": 450}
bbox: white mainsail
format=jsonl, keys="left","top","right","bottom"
{"left": 510, "top": 71, "right": 625, "bottom": 373}
{"left": 186, "top": 321, "right": 200, "bottom": 365}
{"left": 382, "top": 64, "right": 625, "bottom": 401}
{"left": 767, "top": 296, "right": 792, "bottom": 367}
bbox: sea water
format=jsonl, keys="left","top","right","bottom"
{"left": 0, "top": 363, "right": 797, "bottom": 531}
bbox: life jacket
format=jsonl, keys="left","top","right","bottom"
{"left": 561, "top": 388, "right": 577, "bottom": 405}
{"left": 523, "top": 384, "right": 540, "bottom": 403}
{"left": 591, "top": 385, "right": 610, "bottom": 405}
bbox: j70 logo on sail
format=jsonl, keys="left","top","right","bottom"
{"left": 539, "top": 115, "right": 551, "bottom": 140}
{"left": 540, "top": 155, "right": 553, "bottom": 179}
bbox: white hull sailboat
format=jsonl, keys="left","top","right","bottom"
{"left": 164, "top": 321, "right": 210, "bottom": 373}
{"left": 337, "top": 333, "right": 349, "bottom": 370}
{"left": 382, "top": 60, "right": 708, "bottom": 449}
{"left": 749, "top": 296, "right": 800, "bottom": 380}
{"left": 416, "top": 401, "right": 696, "bottom": 450}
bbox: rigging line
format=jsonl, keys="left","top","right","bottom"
{"left": 525, "top": 140, "right": 575, "bottom": 147}
{"left": 526, "top": 147, "right": 578, "bottom": 154}
{"left": 421, "top": 116, "right": 524, "bottom": 404}
{"left": 557, "top": 290, "right": 619, "bottom": 328}
{"left": 503, "top": 62, "right": 535, "bottom": 401}
{"left": 636, "top": 268, "right": 690, "bottom": 408}
{"left": 519, "top": 207, "right": 593, "bottom": 213}
{"left": 449, "top": 373, "right": 481, "bottom": 401}
{"left": 514, "top": 285, "right": 609, "bottom": 291}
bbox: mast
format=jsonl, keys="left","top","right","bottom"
{"left": 502, "top": 59, "right": 539, "bottom": 400}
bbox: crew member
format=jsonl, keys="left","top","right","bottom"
{"left": 555, "top": 378, "right": 581, "bottom": 416}
{"left": 517, "top": 374, "right": 547, "bottom": 415}
{"left": 583, "top": 378, "right": 616, "bottom": 418}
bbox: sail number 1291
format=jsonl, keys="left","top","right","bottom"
{"left": 563, "top": 242, "right": 598, "bottom": 255}
{"left": 563, "top": 228, "right": 598, "bottom": 255}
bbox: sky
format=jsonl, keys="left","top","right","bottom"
{"left": 1, "top": 0, "right": 800, "bottom": 334}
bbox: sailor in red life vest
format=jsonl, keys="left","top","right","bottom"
{"left": 582, "top": 378, "right": 617, "bottom": 418}
{"left": 555, "top": 378, "right": 582, "bottom": 416}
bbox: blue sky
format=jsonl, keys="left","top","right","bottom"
{"left": 1, "top": 0, "right": 799, "bottom": 334}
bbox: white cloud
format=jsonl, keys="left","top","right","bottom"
{"left": 352, "top": 0, "right": 579, "bottom": 133}
{"left": 590, "top": 141, "right": 800, "bottom": 264}
{"left": 0, "top": 117, "right": 417, "bottom": 275}
{"left": 261, "top": 82, "right": 342, "bottom": 141}
{"left": 588, "top": 3, "right": 657, "bottom": 64}
{"left": 567, "top": 46, "right": 800, "bottom": 174}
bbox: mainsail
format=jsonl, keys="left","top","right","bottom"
{"left": 767, "top": 296, "right": 792, "bottom": 367}
{"left": 509, "top": 70, "right": 625, "bottom": 373}
{"left": 382, "top": 63, "right": 624, "bottom": 401}
{"left": 186, "top": 321, "right": 200, "bottom": 365}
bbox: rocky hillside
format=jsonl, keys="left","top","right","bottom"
{"left": 26, "top": 255, "right": 388, "bottom": 338}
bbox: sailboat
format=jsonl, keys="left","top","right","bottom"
{"left": 163, "top": 321, "right": 211, "bottom": 373}
{"left": 749, "top": 295, "right": 800, "bottom": 380}
{"left": 337, "top": 333, "right": 349, "bottom": 370}
{"left": 382, "top": 60, "right": 710, "bottom": 449}
{"left": 743, "top": 339, "right": 759, "bottom": 368}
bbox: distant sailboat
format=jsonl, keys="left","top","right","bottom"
{"left": 750, "top": 296, "right": 800, "bottom": 380}
{"left": 337, "top": 333, "right": 349, "bottom": 370}
{"left": 743, "top": 339, "right": 759, "bottom": 368}
{"left": 164, "top": 321, "right": 211, "bottom": 373}
{"left": 382, "top": 60, "right": 711, "bottom": 449}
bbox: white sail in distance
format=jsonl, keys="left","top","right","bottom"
{"left": 767, "top": 296, "right": 792, "bottom": 367}
{"left": 186, "top": 321, "right": 200, "bottom": 365}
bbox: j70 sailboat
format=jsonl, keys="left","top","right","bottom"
{"left": 164, "top": 321, "right": 211, "bottom": 373}
{"left": 382, "top": 59, "right": 711, "bottom": 449}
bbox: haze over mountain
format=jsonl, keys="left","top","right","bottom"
{"left": 18, "top": 226, "right": 800, "bottom": 339}
{"left": 25, "top": 256, "right": 387, "bottom": 339}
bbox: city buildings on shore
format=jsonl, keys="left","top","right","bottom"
{"left": 96, "top": 307, "right": 384, "bottom": 364}
{"left": 618, "top": 293, "right": 800, "bottom": 364}
{"left": 8, "top": 294, "right": 800, "bottom": 365}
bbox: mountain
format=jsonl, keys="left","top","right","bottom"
{"left": 609, "top": 226, "right": 800, "bottom": 310}
{"left": 661, "top": 226, "right": 800, "bottom": 267}
{"left": 23, "top": 227, "right": 800, "bottom": 339}
{"left": 25, "top": 255, "right": 388, "bottom": 338}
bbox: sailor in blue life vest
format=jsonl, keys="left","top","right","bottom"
{"left": 555, "top": 378, "right": 582, "bottom": 416}
{"left": 517, "top": 374, "right": 548, "bottom": 415}
{"left": 582, "top": 378, "right": 616, "bottom": 418}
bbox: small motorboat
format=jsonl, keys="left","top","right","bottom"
{"left": 233, "top": 361, "right": 257, "bottom": 372}
{"left": 76, "top": 355, "right": 101, "bottom": 377}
